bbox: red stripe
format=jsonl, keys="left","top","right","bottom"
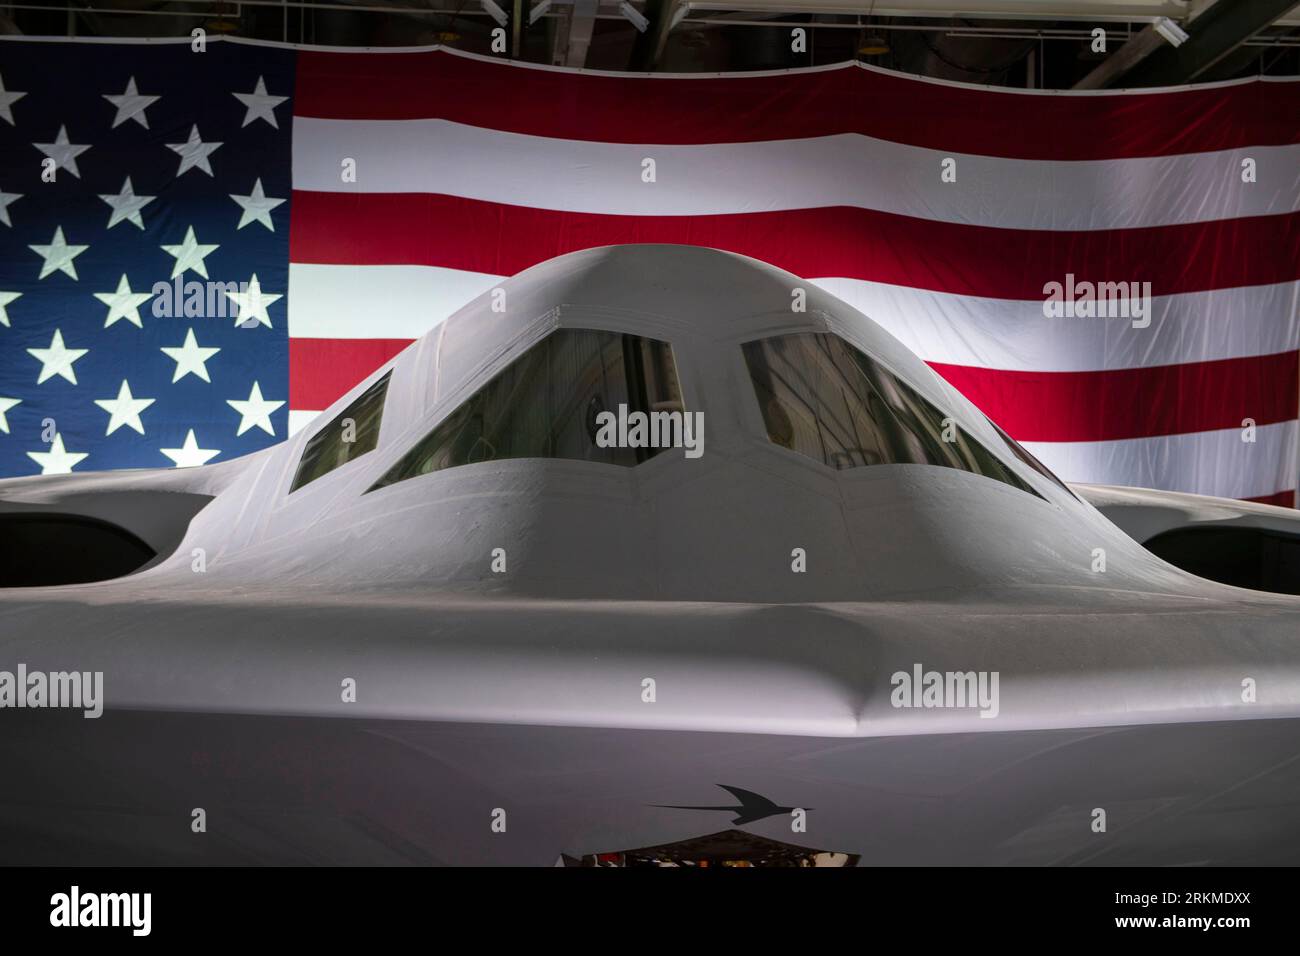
{"left": 293, "top": 51, "right": 1300, "bottom": 159}
{"left": 289, "top": 192, "right": 1300, "bottom": 300}
{"left": 929, "top": 352, "right": 1300, "bottom": 443}
{"left": 1245, "top": 489, "right": 1296, "bottom": 509}
{"left": 1242, "top": 489, "right": 1294, "bottom": 512}
{"left": 289, "top": 337, "right": 409, "bottom": 411}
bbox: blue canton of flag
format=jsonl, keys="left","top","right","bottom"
{"left": 0, "top": 38, "right": 293, "bottom": 477}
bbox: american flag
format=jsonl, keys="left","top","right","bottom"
{"left": 2, "top": 37, "right": 1298, "bottom": 505}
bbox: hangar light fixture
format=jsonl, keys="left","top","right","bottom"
{"left": 620, "top": 1, "right": 650, "bottom": 32}
{"left": 858, "top": 35, "right": 890, "bottom": 55}
{"left": 1152, "top": 16, "right": 1190, "bottom": 47}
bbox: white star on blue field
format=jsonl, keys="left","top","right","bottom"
{"left": 0, "top": 40, "right": 293, "bottom": 476}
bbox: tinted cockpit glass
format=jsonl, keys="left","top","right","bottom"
{"left": 742, "top": 332, "right": 1042, "bottom": 499}
{"left": 369, "top": 329, "right": 682, "bottom": 491}
{"left": 290, "top": 372, "right": 390, "bottom": 492}
{"left": 985, "top": 417, "right": 1075, "bottom": 498}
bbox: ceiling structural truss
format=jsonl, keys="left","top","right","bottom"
{"left": 629, "top": 0, "right": 1299, "bottom": 75}
{"left": 3, "top": 0, "right": 1295, "bottom": 79}
{"left": 658, "top": 0, "right": 1300, "bottom": 26}
{"left": 544, "top": 0, "right": 649, "bottom": 65}
{"left": 1118, "top": 0, "right": 1300, "bottom": 85}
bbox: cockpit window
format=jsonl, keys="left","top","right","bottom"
{"left": 369, "top": 329, "right": 682, "bottom": 491}
{"left": 985, "top": 417, "right": 1075, "bottom": 498}
{"left": 742, "top": 333, "right": 1042, "bottom": 499}
{"left": 290, "top": 372, "right": 390, "bottom": 492}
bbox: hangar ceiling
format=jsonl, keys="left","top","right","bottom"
{"left": 0, "top": 0, "right": 1297, "bottom": 84}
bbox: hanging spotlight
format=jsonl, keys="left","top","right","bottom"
{"left": 858, "top": 2, "right": 888, "bottom": 57}
{"left": 858, "top": 35, "right": 890, "bottom": 56}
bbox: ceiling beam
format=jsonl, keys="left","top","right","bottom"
{"left": 674, "top": 1, "right": 1300, "bottom": 27}
{"left": 550, "top": 0, "right": 599, "bottom": 65}
{"left": 1197, "top": 24, "right": 1300, "bottom": 82}
{"left": 631, "top": 0, "right": 678, "bottom": 69}
{"left": 1073, "top": 23, "right": 1165, "bottom": 89}
{"left": 682, "top": 1, "right": 1198, "bottom": 23}
{"left": 1120, "top": 0, "right": 1298, "bottom": 85}
{"left": 1072, "top": 0, "right": 1234, "bottom": 91}
{"left": 567, "top": 0, "right": 599, "bottom": 65}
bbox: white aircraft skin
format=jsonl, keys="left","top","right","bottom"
{"left": 2, "top": 244, "right": 1300, "bottom": 865}
{"left": 1076, "top": 481, "right": 1300, "bottom": 545}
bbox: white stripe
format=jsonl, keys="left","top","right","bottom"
{"left": 289, "top": 409, "right": 322, "bottom": 436}
{"left": 816, "top": 278, "right": 1300, "bottom": 373}
{"left": 1025, "top": 422, "right": 1298, "bottom": 501}
{"left": 292, "top": 117, "right": 1300, "bottom": 230}
{"left": 288, "top": 264, "right": 500, "bottom": 340}
{"left": 288, "top": 264, "right": 1300, "bottom": 374}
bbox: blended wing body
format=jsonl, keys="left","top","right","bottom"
{"left": 3, "top": 246, "right": 1300, "bottom": 866}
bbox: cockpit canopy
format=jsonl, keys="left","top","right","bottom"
{"left": 163, "top": 244, "right": 1159, "bottom": 601}
{"left": 288, "top": 324, "right": 1064, "bottom": 506}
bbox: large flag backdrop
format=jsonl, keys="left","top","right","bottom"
{"left": 1, "top": 37, "right": 1298, "bottom": 502}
